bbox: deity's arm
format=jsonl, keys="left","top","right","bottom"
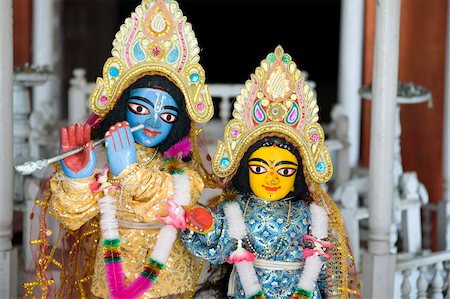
{"left": 49, "top": 168, "right": 100, "bottom": 231}
{"left": 181, "top": 203, "right": 235, "bottom": 265}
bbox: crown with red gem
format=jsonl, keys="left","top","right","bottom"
{"left": 89, "top": 0, "right": 213, "bottom": 124}
{"left": 212, "top": 46, "right": 333, "bottom": 183}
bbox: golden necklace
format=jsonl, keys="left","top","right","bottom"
{"left": 108, "top": 147, "right": 158, "bottom": 185}
{"left": 243, "top": 196, "right": 292, "bottom": 259}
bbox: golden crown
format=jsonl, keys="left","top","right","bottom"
{"left": 89, "top": 0, "right": 213, "bottom": 124}
{"left": 212, "top": 46, "right": 333, "bottom": 183}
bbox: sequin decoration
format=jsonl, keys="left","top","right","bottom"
{"left": 190, "top": 73, "right": 200, "bottom": 83}
{"left": 316, "top": 162, "right": 326, "bottom": 172}
{"left": 109, "top": 67, "right": 119, "bottom": 77}
{"left": 268, "top": 103, "right": 287, "bottom": 122}
{"left": 282, "top": 54, "right": 291, "bottom": 63}
{"left": 220, "top": 157, "right": 230, "bottom": 168}
{"left": 151, "top": 45, "right": 162, "bottom": 57}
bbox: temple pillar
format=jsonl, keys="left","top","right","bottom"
{"left": 362, "top": 0, "right": 401, "bottom": 297}
{"left": 0, "top": 0, "right": 18, "bottom": 297}
{"left": 337, "top": 0, "right": 365, "bottom": 167}
{"left": 30, "top": 0, "right": 62, "bottom": 161}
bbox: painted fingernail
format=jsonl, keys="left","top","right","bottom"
{"left": 117, "top": 123, "right": 123, "bottom": 128}
{"left": 110, "top": 126, "right": 116, "bottom": 131}
{"left": 105, "top": 131, "right": 111, "bottom": 137}
{"left": 123, "top": 121, "right": 130, "bottom": 127}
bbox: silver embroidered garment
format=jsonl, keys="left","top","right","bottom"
{"left": 181, "top": 194, "right": 327, "bottom": 299}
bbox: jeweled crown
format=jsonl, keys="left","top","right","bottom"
{"left": 212, "top": 46, "right": 333, "bottom": 183}
{"left": 89, "top": 0, "right": 213, "bottom": 124}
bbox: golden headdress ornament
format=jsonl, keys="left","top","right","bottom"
{"left": 213, "top": 46, "right": 333, "bottom": 183}
{"left": 89, "top": 0, "right": 213, "bottom": 124}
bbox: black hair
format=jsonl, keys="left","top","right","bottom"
{"left": 92, "top": 74, "right": 191, "bottom": 154}
{"left": 231, "top": 136, "right": 311, "bottom": 202}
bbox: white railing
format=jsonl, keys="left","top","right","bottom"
{"left": 396, "top": 251, "right": 450, "bottom": 298}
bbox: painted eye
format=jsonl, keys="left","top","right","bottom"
{"left": 249, "top": 165, "right": 267, "bottom": 174}
{"left": 160, "top": 113, "right": 177, "bottom": 123}
{"left": 128, "top": 103, "right": 150, "bottom": 115}
{"left": 277, "top": 168, "right": 297, "bottom": 177}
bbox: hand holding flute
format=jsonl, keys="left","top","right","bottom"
{"left": 14, "top": 123, "right": 144, "bottom": 176}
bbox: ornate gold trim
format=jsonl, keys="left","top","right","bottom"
{"left": 212, "top": 46, "right": 333, "bottom": 183}
{"left": 89, "top": 0, "right": 213, "bottom": 124}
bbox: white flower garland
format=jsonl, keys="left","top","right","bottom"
{"left": 98, "top": 172, "right": 190, "bottom": 299}
{"left": 224, "top": 200, "right": 330, "bottom": 298}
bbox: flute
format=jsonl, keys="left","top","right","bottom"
{"left": 14, "top": 124, "right": 144, "bottom": 175}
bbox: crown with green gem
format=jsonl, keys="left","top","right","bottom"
{"left": 212, "top": 45, "right": 333, "bottom": 183}
{"left": 89, "top": 0, "right": 213, "bottom": 124}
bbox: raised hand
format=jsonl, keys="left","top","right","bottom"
{"left": 60, "top": 123, "right": 96, "bottom": 179}
{"left": 105, "top": 121, "right": 137, "bottom": 176}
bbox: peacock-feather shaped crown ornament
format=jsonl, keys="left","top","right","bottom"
{"left": 213, "top": 46, "right": 333, "bottom": 183}
{"left": 89, "top": 0, "right": 213, "bottom": 124}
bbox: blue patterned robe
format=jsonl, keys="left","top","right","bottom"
{"left": 181, "top": 194, "right": 327, "bottom": 299}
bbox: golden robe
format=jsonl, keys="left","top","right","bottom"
{"left": 49, "top": 145, "right": 204, "bottom": 298}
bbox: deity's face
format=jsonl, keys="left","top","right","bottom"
{"left": 248, "top": 146, "right": 298, "bottom": 201}
{"left": 126, "top": 88, "right": 178, "bottom": 147}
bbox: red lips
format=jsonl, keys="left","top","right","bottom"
{"left": 144, "top": 129, "right": 161, "bottom": 136}
{"left": 262, "top": 185, "right": 281, "bottom": 192}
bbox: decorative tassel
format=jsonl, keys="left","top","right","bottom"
{"left": 227, "top": 240, "right": 256, "bottom": 264}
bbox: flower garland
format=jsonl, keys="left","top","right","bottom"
{"left": 94, "top": 138, "right": 192, "bottom": 299}
{"left": 224, "top": 200, "right": 333, "bottom": 299}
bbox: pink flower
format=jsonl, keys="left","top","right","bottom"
{"left": 90, "top": 168, "right": 120, "bottom": 193}
{"left": 156, "top": 199, "right": 186, "bottom": 230}
{"left": 302, "top": 234, "right": 333, "bottom": 259}
{"left": 227, "top": 240, "right": 256, "bottom": 264}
